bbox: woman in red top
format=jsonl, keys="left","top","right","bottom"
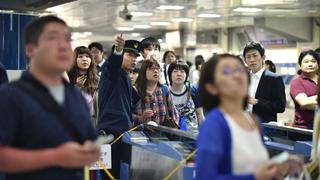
{"left": 290, "top": 50, "right": 320, "bottom": 129}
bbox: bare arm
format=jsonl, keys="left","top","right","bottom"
{"left": 0, "top": 146, "right": 56, "bottom": 173}
{"left": 0, "top": 141, "right": 100, "bottom": 173}
{"left": 294, "top": 94, "right": 317, "bottom": 110}
{"left": 196, "top": 107, "right": 204, "bottom": 125}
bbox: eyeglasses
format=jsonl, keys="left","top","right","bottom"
{"left": 221, "top": 66, "right": 247, "bottom": 75}
{"left": 147, "top": 67, "right": 161, "bottom": 72}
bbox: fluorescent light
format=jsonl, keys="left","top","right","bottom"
{"left": 116, "top": 27, "right": 134, "bottom": 31}
{"left": 171, "top": 18, "right": 193, "bottom": 22}
{"left": 133, "top": 25, "right": 151, "bottom": 29}
{"left": 158, "top": 39, "right": 163, "bottom": 43}
{"left": 233, "top": 7, "right": 262, "bottom": 13}
{"left": 83, "top": 32, "right": 92, "bottom": 36}
{"left": 198, "top": 13, "right": 221, "bottom": 18}
{"left": 131, "top": 11, "right": 153, "bottom": 16}
{"left": 157, "top": 5, "right": 184, "bottom": 10}
{"left": 151, "top": 21, "right": 171, "bottom": 26}
{"left": 131, "top": 33, "right": 141, "bottom": 37}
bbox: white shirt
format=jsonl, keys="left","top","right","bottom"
{"left": 159, "top": 62, "right": 166, "bottom": 85}
{"left": 46, "top": 84, "right": 65, "bottom": 105}
{"left": 223, "top": 112, "right": 269, "bottom": 174}
{"left": 98, "top": 59, "right": 106, "bottom": 68}
{"left": 248, "top": 68, "right": 265, "bottom": 112}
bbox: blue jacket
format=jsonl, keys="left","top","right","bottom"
{"left": 196, "top": 108, "right": 255, "bottom": 180}
{"left": 97, "top": 51, "right": 133, "bottom": 133}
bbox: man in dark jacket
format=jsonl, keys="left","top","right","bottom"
{"left": 244, "top": 42, "right": 286, "bottom": 122}
{"left": 0, "top": 62, "right": 8, "bottom": 86}
{"left": 97, "top": 34, "right": 140, "bottom": 178}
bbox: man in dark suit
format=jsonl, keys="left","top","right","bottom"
{"left": 244, "top": 42, "right": 286, "bottom": 122}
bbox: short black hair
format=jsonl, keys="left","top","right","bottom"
{"left": 264, "top": 60, "right": 276, "bottom": 73}
{"left": 24, "top": 15, "right": 67, "bottom": 45}
{"left": 88, "top": 42, "right": 104, "bottom": 52}
{"left": 168, "top": 61, "right": 190, "bottom": 85}
{"left": 298, "top": 50, "right": 320, "bottom": 66}
{"left": 198, "top": 54, "right": 249, "bottom": 112}
{"left": 243, "top": 42, "right": 265, "bottom": 58}
{"left": 140, "top": 37, "right": 161, "bottom": 52}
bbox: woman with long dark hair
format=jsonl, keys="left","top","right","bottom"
{"left": 196, "top": 54, "right": 289, "bottom": 179}
{"left": 133, "top": 59, "right": 179, "bottom": 126}
{"left": 68, "top": 46, "right": 99, "bottom": 122}
{"left": 290, "top": 50, "right": 320, "bottom": 129}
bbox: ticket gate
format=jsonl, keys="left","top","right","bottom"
{"left": 120, "top": 124, "right": 197, "bottom": 180}
{"left": 262, "top": 122, "right": 313, "bottom": 158}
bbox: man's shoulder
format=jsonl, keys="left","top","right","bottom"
{"left": 263, "top": 70, "right": 281, "bottom": 78}
{"left": 262, "top": 70, "right": 283, "bottom": 83}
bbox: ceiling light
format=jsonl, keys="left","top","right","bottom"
{"left": 131, "top": 11, "right": 153, "bottom": 16}
{"left": 131, "top": 33, "right": 141, "bottom": 37}
{"left": 116, "top": 27, "right": 134, "bottom": 31}
{"left": 151, "top": 21, "right": 171, "bottom": 26}
{"left": 171, "top": 18, "right": 193, "bottom": 22}
{"left": 133, "top": 25, "right": 151, "bottom": 29}
{"left": 157, "top": 5, "right": 185, "bottom": 10}
{"left": 198, "top": 13, "right": 221, "bottom": 18}
{"left": 83, "top": 32, "right": 92, "bottom": 36}
{"left": 233, "top": 7, "right": 262, "bottom": 13}
{"left": 158, "top": 39, "right": 163, "bottom": 43}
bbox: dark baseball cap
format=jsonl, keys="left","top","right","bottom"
{"left": 124, "top": 40, "right": 141, "bottom": 56}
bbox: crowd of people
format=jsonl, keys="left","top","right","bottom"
{"left": 0, "top": 15, "right": 320, "bottom": 180}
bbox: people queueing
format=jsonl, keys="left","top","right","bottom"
{"left": 0, "top": 15, "right": 100, "bottom": 180}
{"left": 290, "top": 50, "right": 319, "bottom": 129}
{"left": 243, "top": 42, "right": 286, "bottom": 123}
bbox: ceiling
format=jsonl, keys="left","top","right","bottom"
{"left": 2, "top": 0, "right": 319, "bottom": 48}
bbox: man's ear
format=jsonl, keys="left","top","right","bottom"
{"left": 25, "top": 44, "right": 34, "bottom": 60}
{"left": 262, "top": 55, "right": 266, "bottom": 62}
{"left": 205, "top": 83, "right": 218, "bottom": 96}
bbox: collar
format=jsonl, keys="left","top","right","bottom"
{"left": 98, "top": 59, "right": 106, "bottom": 67}
{"left": 300, "top": 73, "right": 317, "bottom": 83}
{"left": 20, "top": 71, "right": 68, "bottom": 91}
{"left": 251, "top": 68, "right": 265, "bottom": 79}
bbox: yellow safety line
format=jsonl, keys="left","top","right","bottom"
{"left": 163, "top": 149, "right": 197, "bottom": 180}
{"left": 84, "top": 166, "right": 90, "bottom": 180}
{"left": 98, "top": 160, "right": 115, "bottom": 180}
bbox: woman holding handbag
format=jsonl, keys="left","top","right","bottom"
{"left": 133, "top": 59, "right": 179, "bottom": 127}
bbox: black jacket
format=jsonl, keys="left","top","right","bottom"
{"left": 0, "top": 62, "right": 8, "bottom": 86}
{"left": 253, "top": 70, "right": 286, "bottom": 122}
